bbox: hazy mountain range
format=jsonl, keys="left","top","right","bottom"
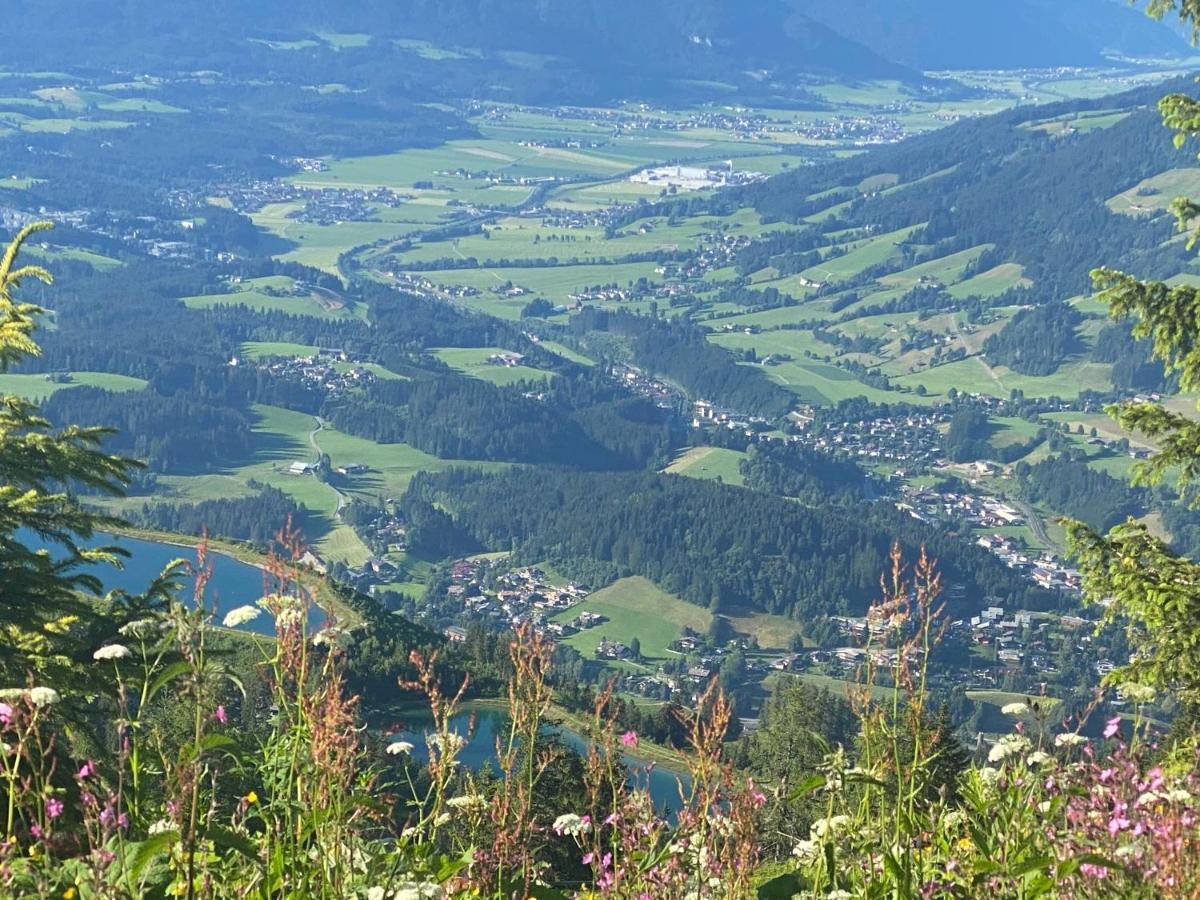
{"left": 6, "top": 0, "right": 1193, "bottom": 97}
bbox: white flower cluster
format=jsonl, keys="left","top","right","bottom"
{"left": 1025, "top": 750, "right": 1053, "bottom": 767}
{"left": 1118, "top": 683, "right": 1157, "bottom": 703}
{"left": 446, "top": 794, "right": 487, "bottom": 811}
{"left": 810, "top": 814, "right": 850, "bottom": 840}
{"left": 1054, "top": 732, "right": 1087, "bottom": 748}
{"left": 366, "top": 884, "right": 442, "bottom": 900}
{"left": 93, "top": 644, "right": 132, "bottom": 661}
{"left": 428, "top": 732, "right": 466, "bottom": 755}
{"left": 552, "top": 813, "right": 591, "bottom": 836}
{"left": 118, "top": 618, "right": 165, "bottom": 637}
{"left": 222, "top": 605, "right": 262, "bottom": 629}
{"left": 1000, "top": 702, "right": 1028, "bottom": 716}
{"left": 28, "top": 687, "right": 59, "bottom": 708}
{"left": 386, "top": 740, "right": 414, "bottom": 756}
{"left": 987, "top": 733, "right": 1030, "bottom": 763}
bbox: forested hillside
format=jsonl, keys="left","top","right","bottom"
{"left": 740, "top": 80, "right": 1189, "bottom": 301}
{"left": 404, "top": 467, "right": 1053, "bottom": 620}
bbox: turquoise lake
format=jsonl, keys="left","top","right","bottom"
{"left": 18, "top": 529, "right": 309, "bottom": 637}
{"left": 391, "top": 706, "right": 690, "bottom": 813}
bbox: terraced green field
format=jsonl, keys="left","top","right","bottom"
{"left": 552, "top": 577, "right": 713, "bottom": 662}
{"left": 432, "top": 347, "right": 557, "bottom": 386}
{"left": 663, "top": 447, "right": 748, "bottom": 485}
{"left": 0, "top": 371, "right": 146, "bottom": 401}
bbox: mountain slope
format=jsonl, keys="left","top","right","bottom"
{"left": 5, "top": 0, "right": 916, "bottom": 86}
{"left": 798, "top": 0, "right": 1190, "bottom": 70}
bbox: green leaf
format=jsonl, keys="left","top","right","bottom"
{"left": 527, "top": 887, "right": 571, "bottom": 900}
{"left": 145, "top": 660, "right": 191, "bottom": 704}
{"left": 757, "top": 873, "right": 805, "bottom": 899}
{"left": 206, "top": 825, "right": 262, "bottom": 869}
{"left": 786, "top": 774, "right": 826, "bottom": 801}
{"left": 198, "top": 733, "right": 238, "bottom": 755}
{"left": 127, "top": 831, "right": 179, "bottom": 882}
{"left": 1011, "top": 855, "right": 1054, "bottom": 877}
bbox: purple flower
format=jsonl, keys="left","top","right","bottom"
{"left": 45, "top": 798, "right": 63, "bottom": 820}
{"left": 620, "top": 730, "right": 638, "bottom": 748}
{"left": 214, "top": 705, "right": 228, "bottom": 726}
{"left": 77, "top": 760, "right": 96, "bottom": 780}
{"left": 1103, "top": 717, "right": 1121, "bottom": 740}
{"left": 0, "top": 703, "right": 12, "bottom": 726}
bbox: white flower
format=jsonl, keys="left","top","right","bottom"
{"left": 222, "top": 605, "right": 262, "bottom": 628}
{"left": 429, "top": 732, "right": 466, "bottom": 754}
{"left": 148, "top": 818, "right": 174, "bottom": 835}
{"left": 1001, "top": 702, "right": 1028, "bottom": 716}
{"left": 810, "top": 815, "right": 850, "bottom": 839}
{"left": 1119, "top": 683, "right": 1157, "bottom": 703}
{"left": 1037, "top": 800, "right": 1053, "bottom": 814}
{"left": 366, "top": 888, "right": 386, "bottom": 900}
{"left": 28, "top": 687, "right": 59, "bottom": 707}
{"left": 942, "top": 810, "right": 965, "bottom": 828}
{"left": 386, "top": 740, "right": 414, "bottom": 756}
{"left": 0, "top": 689, "right": 25, "bottom": 701}
{"left": 93, "top": 644, "right": 132, "bottom": 661}
{"left": 118, "top": 618, "right": 160, "bottom": 637}
{"left": 827, "top": 892, "right": 853, "bottom": 900}
{"left": 792, "top": 838, "right": 819, "bottom": 864}
{"left": 552, "top": 813, "right": 591, "bottom": 836}
{"left": 1167, "top": 788, "right": 1193, "bottom": 804}
{"left": 433, "top": 813, "right": 450, "bottom": 827}
{"left": 447, "top": 794, "right": 486, "bottom": 811}
{"left": 988, "top": 734, "right": 1029, "bottom": 763}
{"left": 311, "top": 629, "right": 338, "bottom": 648}
{"left": 1055, "top": 732, "right": 1087, "bottom": 748}
{"left": 977, "top": 766, "right": 1000, "bottom": 786}
{"left": 1026, "top": 751, "right": 1053, "bottom": 767}
{"left": 392, "top": 883, "right": 441, "bottom": 900}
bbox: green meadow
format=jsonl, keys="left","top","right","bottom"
{"left": 552, "top": 577, "right": 712, "bottom": 662}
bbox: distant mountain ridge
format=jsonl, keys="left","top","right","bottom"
{"left": 2, "top": 1, "right": 1190, "bottom": 104}
{"left": 797, "top": 0, "right": 1191, "bottom": 70}
{"left": 6, "top": 0, "right": 915, "bottom": 86}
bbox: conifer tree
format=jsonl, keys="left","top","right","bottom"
{"left": 0, "top": 223, "right": 172, "bottom": 702}
{"left": 1071, "top": 1, "right": 1200, "bottom": 744}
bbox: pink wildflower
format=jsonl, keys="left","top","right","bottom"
{"left": 214, "top": 705, "right": 228, "bottom": 725}
{"left": 1103, "top": 717, "right": 1121, "bottom": 740}
{"left": 620, "top": 730, "right": 638, "bottom": 748}
{"left": 45, "top": 798, "right": 62, "bottom": 820}
{"left": 77, "top": 760, "right": 96, "bottom": 780}
{"left": 0, "top": 703, "right": 12, "bottom": 726}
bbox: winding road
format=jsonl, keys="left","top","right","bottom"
{"left": 307, "top": 416, "right": 347, "bottom": 519}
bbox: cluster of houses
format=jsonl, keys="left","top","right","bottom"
{"left": 975, "top": 534, "right": 1082, "bottom": 593}
{"left": 795, "top": 409, "right": 949, "bottom": 466}
{"left": 436, "top": 559, "right": 592, "bottom": 638}
{"left": 487, "top": 351, "right": 526, "bottom": 368}
{"left": 251, "top": 349, "right": 377, "bottom": 396}
{"left": 787, "top": 115, "right": 907, "bottom": 146}
{"left": 612, "top": 364, "right": 683, "bottom": 409}
{"left": 896, "top": 485, "right": 1023, "bottom": 528}
{"left": 387, "top": 271, "right": 481, "bottom": 299}
{"left": 214, "top": 178, "right": 409, "bottom": 218}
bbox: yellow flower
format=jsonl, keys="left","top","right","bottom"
{"left": 62, "top": 888, "right": 76, "bottom": 899}
{"left": 957, "top": 837, "right": 972, "bottom": 852}
{"left": 244, "top": 790, "right": 258, "bottom": 805}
